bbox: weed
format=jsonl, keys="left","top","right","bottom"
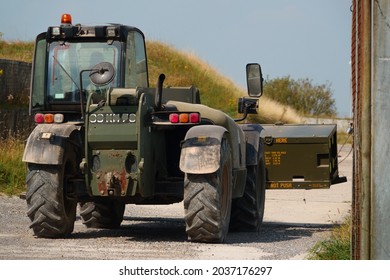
{"left": 0, "top": 138, "right": 26, "bottom": 196}
{"left": 308, "top": 216, "right": 351, "bottom": 260}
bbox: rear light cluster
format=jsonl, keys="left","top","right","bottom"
{"left": 169, "top": 113, "right": 200, "bottom": 124}
{"left": 34, "top": 113, "right": 64, "bottom": 124}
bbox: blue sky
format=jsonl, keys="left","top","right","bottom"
{"left": 0, "top": 0, "right": 352, "bottom": 117}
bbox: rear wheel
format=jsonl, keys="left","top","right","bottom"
{"left": 230, "top": 151, "right": 266, "bottom": 231}
{"left": 79, "top": 201, "right": 125, "bottom": 229}
{"left": 183, "top": 137, "right": 232, "bottom": 243}
{"left": 26, "top": 144, "right": 77, "bottom": 238}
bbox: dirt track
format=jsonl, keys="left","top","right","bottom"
{"left": 0, "top": 146, "right": 352, "bottom": 260}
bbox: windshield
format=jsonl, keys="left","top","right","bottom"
{"left": 47, "top": 41, "right": 121, "bottom": 103}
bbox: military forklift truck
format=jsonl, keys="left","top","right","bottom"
{"left": 22, "top": 14, "right": 266, "bottom": 243}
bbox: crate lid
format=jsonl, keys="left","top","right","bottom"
{"left": 260, "top": 123, "right": 337, "bottom": 144}
{"left": 260, "top": 123, "right": 336, "bottom": 137}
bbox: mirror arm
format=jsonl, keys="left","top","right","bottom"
{"left": 79, "top": 69, "right": 88, "bottom": 120}
{"left": 79, "top": 68, "right": 94, "bottom": 120}
{"left": 234, "top": 106, "right": 249, "bottom": 122}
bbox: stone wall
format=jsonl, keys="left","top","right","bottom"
{"left": 0, "top": 59, "right": 31, "bottom": 103}
{"left": 0, "top": 108, "right": 33, "bottom": 139}
{"left": 0, "top": 59, "right": 34, "bottom": 139}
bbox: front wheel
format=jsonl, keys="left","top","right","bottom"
{"left": 26, "top": 145, "right": 78, "bottom": 237}
{"left": 183, "top": 137, "right": 232, "bottom": 243}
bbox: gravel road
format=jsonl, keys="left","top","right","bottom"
{"left": 0, "top": 145, "right": 352, "bottom": 260}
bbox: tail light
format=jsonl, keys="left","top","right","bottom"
{"left": 34, "top": 113, "right": 45, "bottom": 123}
{"left": 44, "top": 114, "right": 54, "bottom": 123}
{"left": 34, "top": 113, "right": 64, "bottom": 124}
{"left": 189, "top": 113, "right": 200, "bottom": 123}
{"left": 169, "top": 113, "right": 200, "bottom": 124}
{"left": 169, "top": 113, "right": 179, "bottom": 123}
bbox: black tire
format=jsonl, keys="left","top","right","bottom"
{"left": 79, "top": 201, "right": 125, "bottom": 229}
{"left": 230, "top": 152, "right": 266, "bottom": 231}
{"left": 26, "top": 144, "right": 77, "bottom": 238}
{"left": 183, "top": 137, "right": 232, "bottom": 243}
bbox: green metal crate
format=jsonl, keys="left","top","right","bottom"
{"left": 260, "top": 124, "right": 347, "bottom": 189}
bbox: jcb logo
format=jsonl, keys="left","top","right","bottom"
{"left": 89, "top": 113, "right": 136, "bottom": 124}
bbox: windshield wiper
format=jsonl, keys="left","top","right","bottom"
{"left": 52, "top": 55, "right": 81, "bottom": 92}
{"left": 53, "top": 55, "right": 87, "bottom": 119}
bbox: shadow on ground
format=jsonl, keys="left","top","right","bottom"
{"left": 71, "top": 215, "right": 333, "bottom": 244}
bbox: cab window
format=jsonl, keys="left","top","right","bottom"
{"left": 47, "top": 41, "right": 121, "bottom": 103}
{"left": 125, "top": 31, "right": 148, "bottom": 88}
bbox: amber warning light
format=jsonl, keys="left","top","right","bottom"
{"left": 61, "top": 14, "right": 72, "bottom": 25}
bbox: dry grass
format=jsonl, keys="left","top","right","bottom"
{"left": 257, "top": 96, "right": 303, "bottom": 124}
{"left": 308, "top": 216, "right": 351, "bottom": 260}
{"left": 0, "top": 138, "right": 26, "bottom": 195}
{"left": 0, "top": 40, "right": 34, "bottom": 62}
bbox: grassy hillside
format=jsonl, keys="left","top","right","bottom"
{"left": 147, "top": 41, "right": 301, "bottom": 123}
{"left": 0, "top": 40, "right": 33, "bottom": 62}
{"left": 0, "top": 40, "right": 301, "bottom": 123}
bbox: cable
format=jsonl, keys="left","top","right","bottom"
{"left": 338, "top": 132, "right": 352, "bottom": 155}
{"left": 337, "top": 123, "right": 353, "bottom": 165}
{"left": 338, "top": 145, "right": 353, "bottom": 165}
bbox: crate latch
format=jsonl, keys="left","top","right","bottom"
{"left": 264, "top": 135, "right": 273, "bottom": 145}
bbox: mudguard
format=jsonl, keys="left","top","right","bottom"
{"left": 22, "top": 123, "right": 81, "bottom": 165}
{"left": 240, "top": 123, "right": 264, "bottom": 166}
{"left": 179, "top": 125, "right": 228, "bottom": 174}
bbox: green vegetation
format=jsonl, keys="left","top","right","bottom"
{"left": 264, "top": 76, "right": 337, "bottom": 117}
{"left": 0, "top": 138, "right": 26, "bottom": 196}
{"left": 308, "top": 216, "right": 351, "bottom": 260}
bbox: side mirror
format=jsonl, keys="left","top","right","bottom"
{"left": 89, "top": 62, "right": 116, "bottom": 86}
{"left": 246, "top": 63, "right": 263, "bottom": 97}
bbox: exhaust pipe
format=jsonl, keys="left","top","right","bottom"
{"left": 155, "top": 73, "right": 165, "bottom": 111}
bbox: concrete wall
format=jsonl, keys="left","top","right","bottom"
{"left": 304, "top": 117, "right": 353, "bottom": 133}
